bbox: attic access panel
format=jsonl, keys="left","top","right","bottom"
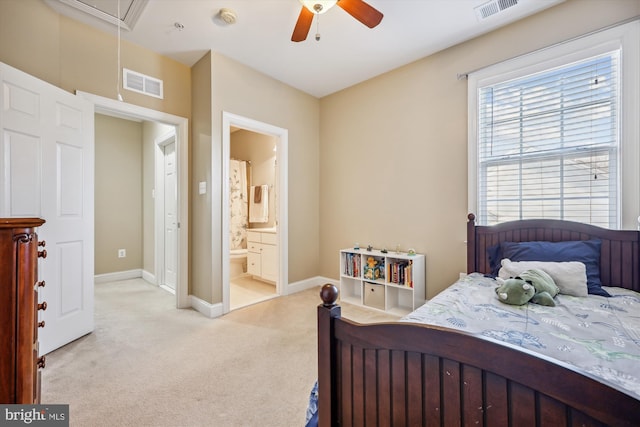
{"left": 45, "top": 0, "right": 148, "bottom": 31}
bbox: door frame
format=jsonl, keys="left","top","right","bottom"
{"left": 154, "top": 131, "right": 177, "bottom": 293}
{"left": 77, "top": 91, "right": 190, "bottom": 309}
{"left": 221, "top": 112, "right": 289, "bottom": 314}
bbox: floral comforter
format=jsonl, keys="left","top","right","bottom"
{"left": 402, "top": 273, "right": 640, "bottom": 399}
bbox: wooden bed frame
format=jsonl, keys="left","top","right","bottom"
{"left": 317, "top": 214, "right": 640, "bottom": 426}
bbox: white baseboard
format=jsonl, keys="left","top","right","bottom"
{"left": 94, "top": 269, "right": 143, "bottom": 284}
{"left": 160, "top": 284, "right": 176, "bottom": 295}
{"left": 142, "top": 270, "right": 156, "bottom": 284}
{"left": 286, "top": 276, "right": 337, "bottom": 294}
{"left": 190, "top": 295, "right": 224, "bottom": 318}
{"left": 94, "top": 269, "right": 156, "bottom": 285}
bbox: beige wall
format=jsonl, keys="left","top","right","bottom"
{"left": 190, "top": 53, "right": 213, "bottom": 301}
{"left": 95, "top": 114, "right": 143, "bottom": 275}
{"left": 319, "top": 0, "right": 640, "bottom": 298}
{"left": 198, "top": 53, "right": 320, "bottom": 303}
{"left": 95, "top": 116, "right": 173, "bottom": 277}
{"left": 0, "top": 0, "right": 191, "bottom": 119}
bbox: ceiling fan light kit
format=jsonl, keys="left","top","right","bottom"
{"left": 291, "top": 0, "right": 383, "bottom": 42}
{"left": 300, "top": 0, "right": 337, "bottom": 14}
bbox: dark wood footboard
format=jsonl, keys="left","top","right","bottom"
{"left": 317, "top": 215, "right": 640, "bottom": 426}
{"left": 318, "top": 284, "right": 640, "bottom": 427}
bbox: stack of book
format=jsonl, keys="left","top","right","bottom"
{"left": 387, "top": 260, "right": 413, "bottom": 287}
{"left": 342, "top": 253, "right": 361, "bottom": 277}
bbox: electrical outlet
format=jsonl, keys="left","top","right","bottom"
{"left": 118, "top": 249, "right": 126, "bottom": 258}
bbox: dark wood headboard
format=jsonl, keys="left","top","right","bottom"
{"left": 466, "top": 213, "right": 640, "bottom": 292}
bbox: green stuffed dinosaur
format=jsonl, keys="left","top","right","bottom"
{"left": 495, "top": 268, "right": 560, "bottom": 307}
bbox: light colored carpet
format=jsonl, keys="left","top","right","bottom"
{"left": 40, "top": 279, "right": 398, "bottom": 427}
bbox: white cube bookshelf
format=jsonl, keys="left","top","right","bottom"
{"left": 339, "top": 248, "right": 426, "bottom": 316}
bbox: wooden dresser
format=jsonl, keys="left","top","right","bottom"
{"left": 0, "top": 218, "right": 47, "bottom": 404}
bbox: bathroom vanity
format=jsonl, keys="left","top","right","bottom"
{"left": 247, "top": 228, "right": 277, "bottom": 283}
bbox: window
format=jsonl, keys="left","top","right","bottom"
{"left": 468, "top": 21, "right": 639, "bottom": 228}
{"left": 478, "top": 52, "right": 618, "bottom": 227}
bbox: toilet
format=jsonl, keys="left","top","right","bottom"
{"left": 230, "top": 248, "right": 248, "bottom": 278}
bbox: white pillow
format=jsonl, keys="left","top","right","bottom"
{"left": 498, "top": 258, "right": 588, "bottom": 297}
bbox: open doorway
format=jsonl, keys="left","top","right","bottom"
{"left": 228, "top": 128, "right": 277, "bottom": 309}
{"left": 222, "top": 112, "right": 289, "bottom": 314}
{"left": 79, "top": 91, "right": 190, "bottom": 309}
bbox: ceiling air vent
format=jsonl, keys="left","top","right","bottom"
{"left": 475, "top": 0, "right": 519, "bottom": 21}
{"left": 123, "top": 68, "right": 163, "bottom": 99}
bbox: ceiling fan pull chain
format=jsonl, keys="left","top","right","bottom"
{"left": 315, "top": 14, "right": 321, "bottom": 41}
{"left": 291, "top": 0, "right": 382, "bottom": 42}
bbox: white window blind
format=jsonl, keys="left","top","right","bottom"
{"left": 477, "top": 52, "right": 619, "bottom": 227}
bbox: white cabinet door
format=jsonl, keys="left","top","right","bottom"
{"left": 247, "top": 250, "right": 261, "bottom": 276}
{"left": 0, "top": 62, "right": 94, "bottom": 354}
{"left": 261, "top": 243, "right": 277, "bottom": 282}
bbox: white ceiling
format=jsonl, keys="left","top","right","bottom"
{"left": 45, "top": 0, "right": 565, "bottom": 98}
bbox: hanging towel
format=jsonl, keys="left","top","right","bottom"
{"left": 254, "top": 185, "right": 262, "bottom": 203}
{"left": 249, "top": 185, "right": 269, "bottom": 223}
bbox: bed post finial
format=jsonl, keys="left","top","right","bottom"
{"left": 467, "top": 213, "right": 476, "bottom": 274}
{"left": 320, "top": 284, "right": 339, "bottom": 307}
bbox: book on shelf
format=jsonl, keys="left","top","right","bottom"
{"left": 387, "top": 259, "right": 414, "bottom": 287}
{"left": 342, "top": 252, "right": 361, "bottom": 277}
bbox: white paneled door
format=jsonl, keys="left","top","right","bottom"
{"left": 0, "top": 62, "right": 94, "bottom": 355}
{"left": 163, "top": 141, "right": 177, "bottom": 290}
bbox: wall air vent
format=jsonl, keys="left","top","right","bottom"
{"left": 123, "top": 68, "right": 164, "bottom": 99}
{"left": 475, "top": 0, "right": 520, "bottom": 21}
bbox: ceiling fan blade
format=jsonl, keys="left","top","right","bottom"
{"left": 291, "top": 6, "right": 314, "bottom": 42}
{"left": 337, "top": 0, "right": 383, "bottom": 28}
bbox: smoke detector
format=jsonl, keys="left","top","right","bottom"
{"left": 218, "top": 8, "right": 237, "bottom": 24}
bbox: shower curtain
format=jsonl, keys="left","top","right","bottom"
{"left": 229, "top": 159, "right": 248, "bottom": 250}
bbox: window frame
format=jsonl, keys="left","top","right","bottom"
{"left": 468, "top": 20, "right": 639, "bottom": 229}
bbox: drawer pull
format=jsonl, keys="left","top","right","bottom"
{"left": 38, "top": 321, "right": 45, "bottom": 328}
{"left": 37, "top": 356, "right": 46, "bottom": 369}
{"left": 38, "top": 301, "right": 47, "bottom": 311}
{"left": 38, "top": 249, "right": 47, "bottom": 259}
{"left": 38, "top": 240, "right": 46, "bottom": 247}
{"left": 37, "top": 280, "right": 46, "bottom": 288}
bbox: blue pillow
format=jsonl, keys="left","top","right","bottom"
{"left": 487, "top": 243, "right": 503, "bottom": 277}
{"left": 500, "top": 240, "right": 609, "bottom": 297}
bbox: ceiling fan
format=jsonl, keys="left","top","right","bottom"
{"left": 291, "top": 0, "right": 383, "bottom": 42}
